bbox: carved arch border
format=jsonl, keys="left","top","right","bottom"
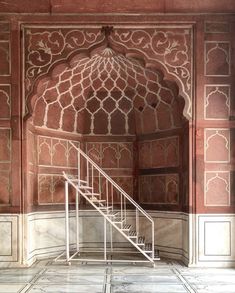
{"left": 23, "top": 25, "right": 193, "bottom": 120}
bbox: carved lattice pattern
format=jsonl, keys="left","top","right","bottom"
{"left": 33, "top": 47, "right": 184, "bottom": 135}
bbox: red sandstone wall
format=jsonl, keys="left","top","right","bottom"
{"left": 138, "top": 135, "right": 180, "bottom": 206}
{"left": 195, "top": 20, "right": 235, "bottom": 214}
{"left": 0, "top": 20, "right": 21, "bottom": 213}
{"left": 24, "top": 25, "right": 187, "bottom": 210}
{"left": 1, "top": 0, "right": 235, "bottom": 13}
{"left": 0, "top": 24, "right": 11, "bottom": 206}
{"left": 86, "top": 141, "right": 134, "bottom": 201}
{"left": 0, "top": 13, "right": 234, "bottom": 215}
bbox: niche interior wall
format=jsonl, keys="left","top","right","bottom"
{"left": 24, "top": 25, "right": 191, "bottom": 212}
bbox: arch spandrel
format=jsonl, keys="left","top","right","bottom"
{"left": 24, "top": 25, "right": 193, "bottom": 120}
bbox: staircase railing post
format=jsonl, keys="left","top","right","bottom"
{"left": 87, "top": 160, "right": 89, "bottom": 185}
{"left": 76, "top": 188, "right": 79, "bottom": 253}
{"left": 111, "top": 185, "right": 113, "bottom": 212}
{"left": 152, "top": 221, "right": 155, "bottom": 260}
{"left": 99, "top": 172, "right": 101, "bottom": 195}
{"left": 78, "top": 149, "right": 80, "bottom": 183}
{"left": 106, "top": 179, "right": 109, "bottom": 214}
{"left": 91, "top": 165, "right": 94, "bottom": 192}
{"left": 110, "top": 223, "right": 113, "bottom": 252}
{"left": 104, "top": 217, "right": 107, "bottom": 261}
{"left": 65, "top": 180, "right": 70, "bottom": 263}
{"left": 124, "top": 197, "right": 126, "bottom": 224}
{"left": 120, "top": 192, "right": 123, "bottom": 229}
{"left": 136, "top": 208, "right": 139, "bottom": 239}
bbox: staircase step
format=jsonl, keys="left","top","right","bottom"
{"left": 112, "top": 218, "right": 125, "bottom": 224}
{"left": 144, "top": 243, "right": 152, "bottom": 252}
{"left": 99, "top": 206, "right": 113, "bottom": 211}
{"left": 137, "top": 236, "right": 145, "bottom": 246}
{"left": 121, "top": 224, "right": 132, "bottom": 231}
{"left": 86, "top": 195, "right": 106, "bottom": 207}
{"left": 128, "top": 231, "right": 137, "bottom": 238}
{"left": 70, "top": 179, "right": 87, "bottom": 183}
{"left": 79, "top": 186, "right": 93, "bottom": 190}
{"left": 107, "top": 211, "right": 120, "bottom": 217}
{"left": 154, "top": 250, "right": 160, "bottom": 260}
{"left": 90, "top": 198, "right": 106, "bottom": 204}
{"left": 84, "top": 192, "right": 100, "bottom": 197}
{"left": 144, "top": 248, "right": 160, "bottom": 260}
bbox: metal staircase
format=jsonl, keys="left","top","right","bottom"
{"left": 56, "top": 141, "right": 160, "bottom": 266}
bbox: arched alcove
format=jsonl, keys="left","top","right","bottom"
{"left": 24, "top": 45, "right": 189, "bottom": 213}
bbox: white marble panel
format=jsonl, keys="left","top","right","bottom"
{"left": 27, "top": 212, "right": 77, "bottom": 262}
{"left": 0, "top": 215, "right": 19, "bottom": 262}
{"left": 0, "top": 221, "right": 11, "bottom": 255}
{"left": 150, "top": 212, "right": 188, "bottom": 260}
{"left": 197, "top": 215, "right": 235, "bottom": 265}
{"left": 205, "top": 221, "right": 230, "bottom": 256}
{"left": 155, "top": 218, "right": 182, "bottom": 249}
{"left": 80, "top": 213, "right": 104, "bottom": 245}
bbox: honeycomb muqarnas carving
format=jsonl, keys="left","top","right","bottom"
{"left": 31, "top": 47, "right": 184, "bottom": 135}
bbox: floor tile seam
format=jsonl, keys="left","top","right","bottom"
{"left": 103, "top": 267, "right": 110, "bottom": 293}
{"left": 42, "top": 273, "right": 107, "bottom": 275}
{"left": 172, "top": 268, "right": 197, "bottom": 293}
{"left": 30, "top": 268, "right": 48, "bottom": 283}
{"left": 19, "top": 283, "right": 35, "bottom": 293}
{"left": 27, "top": 284, "right": 105, "bottom": 286}
{"left": 0, "top": 281, "right": 30, "bottom": 285}
{"left": 110, "top": 282, "right": 187, "bottom": 285}
{"left": 36, "top": 281, "right": 105, "bottom": 285}
{"left": 111, "top": 271, "right": 182, "bottom": 277}
{"left": 18, "top": 283, "right": 104, "bottom": 293}
{"left": 0, "top": 269, "right": 44, "bottom": 285}
{"left": 18, "top": 283, "right": 33, "bottom": 293}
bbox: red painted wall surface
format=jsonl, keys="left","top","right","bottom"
{"left": 1, "top": 0, "right": 235, "bottom": 13}
{"left": 0, "top": 12, "right": 234, "bottom": 215}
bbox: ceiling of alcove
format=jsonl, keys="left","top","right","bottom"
{"left": 32, "top": 47, "right": 185, "bottom": 135}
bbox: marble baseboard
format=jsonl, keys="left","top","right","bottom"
{"left": 2, "top": 211, "right": 235, "bottom": 268}
{"left": 23, "top": 210, "right": 189, "bottom": 266}
{"left": 0, "top": 210, "right": 189, "bottom": 267}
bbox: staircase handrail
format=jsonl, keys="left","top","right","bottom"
{"left": 69, "top": 141, "right": 154, "bottom": 224}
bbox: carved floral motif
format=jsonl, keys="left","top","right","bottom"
{"left": 25, "top": 28, "right": 104, "bottom": 96}
{"left": 24, "top": 26, "right": 192, "bottom": 118}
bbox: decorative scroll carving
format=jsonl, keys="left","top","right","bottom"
{"left": 110, "top": 28, "right": 192, "bottom": 117}
{"left": 25, "top": 28, "right": 104, "bottom": 97}
{"left": 24, "top": 26, "right": 193, "bottom": 118}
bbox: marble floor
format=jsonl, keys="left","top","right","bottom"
{"left": 0, "top": 257, "right": 235, "bottom": 293}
